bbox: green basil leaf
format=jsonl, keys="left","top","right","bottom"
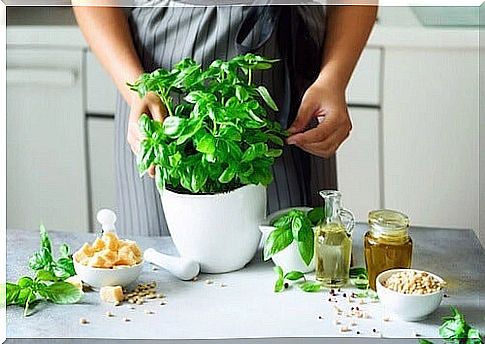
{"left": 17, "top": 277, "right": 33, "bottom": 288}
{"left": 299, "top": 281, "right": 322, "bottom": 293}
{"left": 235, "top": 85, "right": 249, "bottom": 101}
{"left": 6, "top": 283, "right": 21, "bottom": 305}
{"left": 196, "top": 134, "right": 216, "bottom": 155}
{"left": 273, "top": 266, "right": 284, "bottom": 278}
{"left": 42, "top": 282, "right": 83, "bottom": 304}
{"left": 296, "top": 226, "right": 314, "bottom": 266}
{"left": 163, "top": 116, "right": 185, "bottom": 137}
{"left": 58, "top": 244, "right": 69, "bottom": 258}
{"left": 218, "top": 165, "right": 237, "bottom": 184}
{"left": 263, "top": 227, "right": 293, "bottom": 261}
{"left": 284, "top": 271, "right": 305, "bottom": 281}
{"left": 16, "top": 287, "right": 36, "bottom": 306}
{"left": 256, "top": 86, "right": 278, "bottom": 111}
{"left": 265, "top": 149, "right": 282, "bottom": 158}
{"left": 266, "top": 133, "right": 284, "bottom": 146}
{"left": 274, "top": 277, "right": 284, "bottom": 293}
{"left": 307, "top": 207, "right": 325, "bottom": 225}
{"left": 35, "top": 270, "right": 57, "bottom": 282}
{"left": 242, "top": 143, "right": 268, "bottom": 162}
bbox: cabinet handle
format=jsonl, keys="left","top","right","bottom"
{"left": 7, "top": 67, "right": 77, "bottom": 87}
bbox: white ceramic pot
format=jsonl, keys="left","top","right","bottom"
{"left": 259, "top": 207, "right": 316, "bottom": 273}
{"left": 160, "top": 184, "right": 266, "bottom": 273}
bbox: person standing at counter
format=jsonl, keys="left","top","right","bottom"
{"left": 73, "top": 4, "right": 377, "bottom": 236}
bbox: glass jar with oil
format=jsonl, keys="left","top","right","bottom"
{"left": 314, "top": 190, "right": 354, "bottom": 287}
{"left": 364, "top": 209, "right": 413, "bottom": 290}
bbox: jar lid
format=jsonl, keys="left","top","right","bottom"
{"left": 368, "top": 209, "right": 409, "bottom": 236}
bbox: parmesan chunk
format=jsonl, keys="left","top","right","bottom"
{"left": 99, "top": 286, "right": 124, "bottom": 303}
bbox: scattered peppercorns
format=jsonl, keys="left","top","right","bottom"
{"left": 284, "top": 283, "right": 289, "bottom": 289}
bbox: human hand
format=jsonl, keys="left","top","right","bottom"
{"left": 127, "top": 91, "right": 167, "bottom": 177}
{"left": 286, "top": 76, "right": 352, "bottom": 158}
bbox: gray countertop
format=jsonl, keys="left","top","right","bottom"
{"left": 6, "top": 225, "right": 485, "bottom": 341}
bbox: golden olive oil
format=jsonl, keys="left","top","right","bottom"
{"left": 315, "top": 223, "right": 352, "bottom": 287}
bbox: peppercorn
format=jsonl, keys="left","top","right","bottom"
{"left": 357, "top": 331, "right": 360, "bottom": 335}
{"left": 343, "top": 293, "right": 347, "bottom": 297}
{"left": 284, "top": 283, "right": 289, "bottom": 289}
{"left": 356, "top": 307, "right": 360, "bottom": 311}
{"left": 318, "top": 316, "right": 322, "bottom": 319}
{"left": 373, "top": 329, "right": 377, "bottom": 333}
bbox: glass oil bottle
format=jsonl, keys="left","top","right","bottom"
{"left": 314, "top": 190, "right": 355, "bottom": 287}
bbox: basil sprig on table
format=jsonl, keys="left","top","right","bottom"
{"left": 419, "top": 307, "right": 483, "bottom": 344}
{"left": 264, "top": 208, "right": 324, "bottom": 266}
{"left": 3, "top": 225, "right": 82, "bottom": 316}
{"left": 273, "top": 266, "right": 322, "bottom": 293}
{"left": 128, "top": 54, "right": 287, "bottom": 194}
{"left": 28, "top": 224, "right": 76, "bottom": 280}
{"left": 6, "top": 270, "right": 83, "bottom": 317}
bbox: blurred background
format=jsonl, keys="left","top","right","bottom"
{"left": 6, "top": 6, "right": 483, "bottom": 245}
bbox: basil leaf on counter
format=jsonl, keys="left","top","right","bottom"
{"left": 41, "top": 282, "right": 83, "bottom": 304}
{"left": 299, "top": 281, "right": 322, "bottom": 293}
{"left": 284, "top": 271, "right": 305, "bottom": 281}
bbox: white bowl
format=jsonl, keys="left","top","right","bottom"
{"left": 74, "top": 259, "right": 144, "bottom": 288}
{"left": 376, "top": 268, "right": 445, "bottom": 321}
{"left": 259, "top": 207, "right": 315, "bottom": 273}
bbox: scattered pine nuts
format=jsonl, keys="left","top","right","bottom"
{"left": 339, "top": 325, "right": 351, "bottom": 333}
{"left": 152, "top": 266, "right": 158, "bottom": 271}
{"left": 79, "top": 317, "right": 89, "bottom": 325}
{"left": 220, "top": 283, "right": 227, "bottom": 288}
{"left": 114, "top": 301, "right": 121, "bottom": 306}
{"left": 192, "top": 276, "right": 198, "bottom": 281}
{"left": 382, "top": 316, "right": 391, "bottom": 322}
{"left": 206, "top": 279, "right": 214, "bottom": 285}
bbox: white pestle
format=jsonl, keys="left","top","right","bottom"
{"left": 144, "top": 248, "right": 200, "bottom": 281}
{"left": 97, "top": 208, "right": 117, "bottom": 234}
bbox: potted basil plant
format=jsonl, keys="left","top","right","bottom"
{"left": 129, "top": 54, "right": 287, "bottom": 273}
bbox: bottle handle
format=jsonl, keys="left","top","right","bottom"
{"left": 339, "top": 208, "right": 355, "bottom": 235}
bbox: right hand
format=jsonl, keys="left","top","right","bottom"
{"left": 127, "top": 91, "right": 167, "bottom": 177}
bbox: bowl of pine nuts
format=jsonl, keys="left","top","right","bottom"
{"left": 376, "top": 269, "right": 446, "bottom": 321}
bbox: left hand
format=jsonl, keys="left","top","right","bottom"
{"left": 286, "top": 76, "right": 352, "bottom": 158}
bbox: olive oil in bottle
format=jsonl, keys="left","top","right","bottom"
{"left": 315, "top": 223, "right": 352, "bottom": 287}
{"left": 314, "top": 191, "right": 354, "bottom": 288}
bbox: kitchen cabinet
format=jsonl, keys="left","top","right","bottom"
{"left": 86, "top": 117, "right": 116, "bottom": 231}
{"left": 6, "top": 47, "right": 89, "bottom": 232}
{"left": 346, "top": 47, "right": 382, "bottom": 106}
{"left": 85, "top": 50, "right": 117, "bottom": 115}
{"left": 337, "top": 108, "right": 381, "bottom": 223}
{"left": 382, "top": 48, "right": 479, "bottom": 233}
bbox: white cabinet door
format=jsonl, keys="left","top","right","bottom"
{"left": 87, "top": 117, "right": 116, "bottom": 230}
{"left": 347, "top": 48, "right": 382, "bottom": 106}
{"left": 337, "top": 108, "right": 381, "bottom": 223}
{"left": 7, "top": 48, "right": 89, "bottom": 232}
{"left": 382, "top": 49, "right": 479, "bottom": 234}
{"left": 86, "top": 51, "right": 117, "bottom": 115}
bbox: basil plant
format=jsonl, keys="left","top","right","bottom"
{"left": 128, "top": 54, "right": 287, "bottom": 194}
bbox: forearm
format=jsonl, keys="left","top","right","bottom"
{"left": 319, "top": 5, "right": 378, "bottom": 91}
{"left": 72, "top": 6, "right": 143, "bottom": 104}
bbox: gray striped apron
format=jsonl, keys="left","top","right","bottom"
{"left": 115, "top": 4, "right": 337, "bottom": 236}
